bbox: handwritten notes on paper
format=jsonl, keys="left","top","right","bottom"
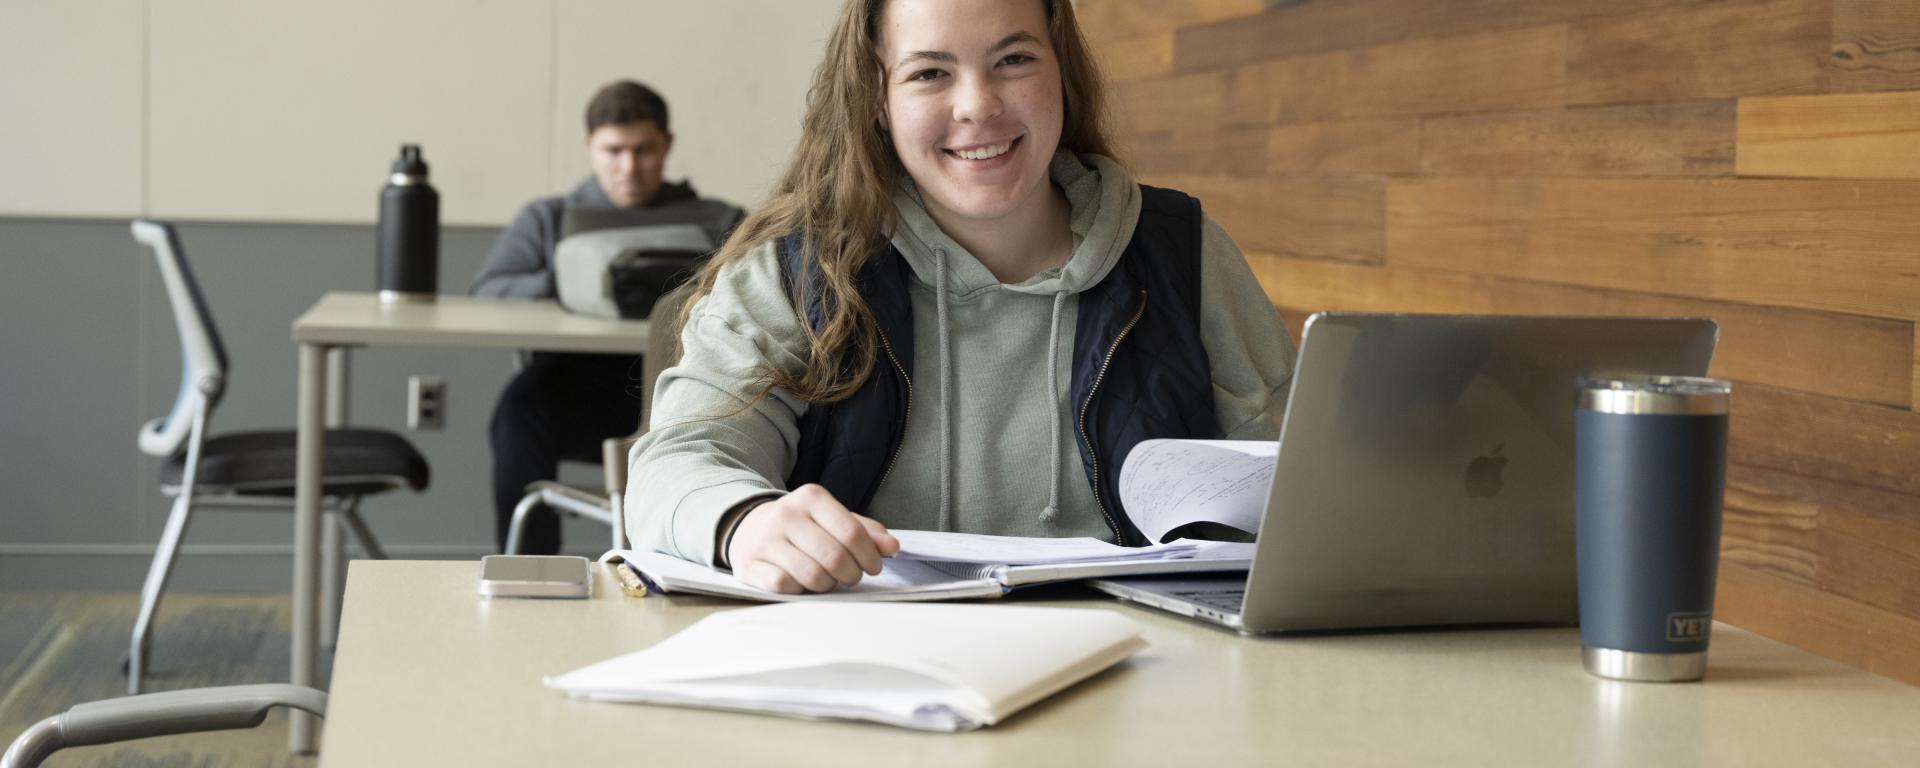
{"left": 1117, "top": 440, "right": 1277, "bottom": 544}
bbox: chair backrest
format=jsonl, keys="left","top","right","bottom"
{"left": 604, "top": 281, "right": 694, "bottom": 502}
{"left": 132, "top": 220, "right": 229, "bottom": 457}
{"left": 639, "top": 281, "right": 694, "bottom": 434}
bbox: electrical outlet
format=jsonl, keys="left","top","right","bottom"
{"left": 407, "top": 375, "right": 446, "bottom": 431}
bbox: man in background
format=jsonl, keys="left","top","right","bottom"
{"left": 473, "top": 80, "right": 744, "bottom": 554}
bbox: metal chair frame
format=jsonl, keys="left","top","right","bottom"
{"left": 128, "top": 221, "right": 401, "bottom": 694}
{"left": 500, "top": 282, "right": 691, "bottom": 556}
{"left": 3, "top": 684, "right": 326, "bottom": 768}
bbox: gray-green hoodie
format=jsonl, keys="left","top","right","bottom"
{"left": 626, "top": 150, "right": 1295, "bottom": 565}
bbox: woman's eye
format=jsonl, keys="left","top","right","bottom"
{"left": 1000, "top": 53, "right": 1036, "bottom": 67}
{"left": 908, "top": 68, "right": 944, "bottom": 82}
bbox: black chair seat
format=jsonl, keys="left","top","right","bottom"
{"left": 160, "top": 428, "right": 430, "bottom": 497}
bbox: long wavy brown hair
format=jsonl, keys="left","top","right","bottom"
{"left": 680, "top": 0, "right": 1116, "bottom": 406}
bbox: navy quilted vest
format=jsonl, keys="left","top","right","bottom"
{"left": 777, "top": 185, "right": 1218, "bottom": 545}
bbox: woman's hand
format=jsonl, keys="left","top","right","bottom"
{"left": 726, "top": 484, "right": 901, "bottom": 594}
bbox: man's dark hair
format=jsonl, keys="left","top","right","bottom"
{"left": 585, "top": 80, "right": 670, "bottom": 134}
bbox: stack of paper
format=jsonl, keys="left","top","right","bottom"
{"left": 546, "top": 602, "right": 1146, "bottom": 731}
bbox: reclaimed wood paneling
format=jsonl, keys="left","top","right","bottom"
{"left": 1172, "top": 0, "right": 1689, "bottom": 74}
{"left": 1099, "top": 31, "right": 1175, "bottom": 83}
{"left": 1241, "top": 254, "right": 1913, "bottom": 407}
{"left": 1223, "top": 25, "right": 1566, "bottom": 126}
{"left": 1386, "top": 178, "right": 1920, "bottom": 320}
{"left": 1077, "top": 0, "right": 1265, "bottom": 42}
{"left": 1120, "top": 127, "right": 1268, "bottom": 177}
{"left": 1819, "top": 506, "right": 1920, "bottom": 619}
{"left": 1722, "top": 470, "right": 1821, "bottom": 586}
{"left": 1737, "top": 91, "right": 1920, "bottom": 179}
{"left": 1730, "top": 381, "right": 1920, "bottom": 498}
{"left": 1267, "top": 119, "right": 1421, "bottom": 175}
{"left": 1422, "top": 102, "right": 1736, "bottom": 177}
{"left": 1725, "top": 464, "right": 1920, "bottom": 615}
{"left": 1149, "top": 174, "right": 1385, "bottom": 264}
{"left": 1111, "top": 71, "right": 1229, "bottom": 134}
{"left": 1087, "top": 0, "right": 1920, "bottom": 685}
{"left": 1830, "top": 0, "right": 1920, "bottom": 93}
{"left": 1717, "top": 560, "right": 1920, "bottom": 686}
{"left": 1568, "top": 0, "right": 1830, "bottom": 105}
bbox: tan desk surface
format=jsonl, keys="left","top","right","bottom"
{"left": 292, "top": 291, "right": 649, "bottom": 353}
{"left": 319, "top": 560, "right": 1919, "bottom": 766}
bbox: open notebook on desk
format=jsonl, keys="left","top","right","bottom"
{"left": 610, "top": 535, "right": 1254, "bottom": 602}
{"left": 610, "top": 439, "right": 1275, "bottom": 601}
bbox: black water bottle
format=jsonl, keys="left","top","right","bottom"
{"left": 377, "top": 144, "right": 439, "bottom": 303}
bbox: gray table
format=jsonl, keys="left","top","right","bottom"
{"left": 289, "top": 292, "right": 649, "bottom": 752}
{"left": 319, "top": 560, "right": 1920, "bottom": 766}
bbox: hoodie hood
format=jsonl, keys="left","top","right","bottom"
{"left": 888, "top": 149, "right": 1141, "bottom": 296}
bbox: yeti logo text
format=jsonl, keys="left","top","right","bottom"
{"left": 1666, "top": 612, "right": 1712, "bottom": 642}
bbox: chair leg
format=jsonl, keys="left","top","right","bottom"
{"left": 504, "top": 491, "right": 545, "bottom": 555}
{"left": 321, "top": 508, "right": 344, "bottom": 652}
{"left": 128, "top": 491, "right": 197, "bottom": 695}
{"left": 335, "top": 498, "right": 386, "bottom": 560}
{"left": 129, "top": 408, "right": 209, "bottom": 695}
{"left": 609, "top": 493, "right": 627, "bottom": 552}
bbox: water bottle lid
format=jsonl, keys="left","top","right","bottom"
{"left": 1579, "top": 375, "right": 1729, "bottom": 416}
{"left": 390, "top": 144, "right": 429, "bottom": 176}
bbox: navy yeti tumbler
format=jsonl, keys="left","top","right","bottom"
{"left": 1576, "top": 376, "right": 1730, "bottom": 682}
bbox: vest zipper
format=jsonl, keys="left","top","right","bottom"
{"left": 1078, "top": 289, "right": 1148, "bottom": 545}
{"left": 873, "top": 325, "right": 913, "bottom": 494}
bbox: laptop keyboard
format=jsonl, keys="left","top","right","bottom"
{"left": 1174, "top": 588, "right": 1246, "bottom": 613}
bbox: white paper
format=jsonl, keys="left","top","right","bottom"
{"left": 547, "top": 602, "right": 1146, "bottom": 731}
{"left": 890, "top": 530, "right": 1198, "bottom": 565}
{"left": 1116, "top": 439, "right": 1277, "bottom": 543}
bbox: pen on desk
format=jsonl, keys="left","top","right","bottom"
{"left": 606, "top": 559, "right": 650, "bottom": 597}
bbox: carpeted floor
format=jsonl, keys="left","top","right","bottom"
{"left": 0, "top": 591, "right": 322, "bottom": 767}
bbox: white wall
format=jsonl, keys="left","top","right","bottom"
{"left": 0, "top": 0, "right": 842, "bottom": 225}
{"left": 550, "top": 1, "right": 832, "bottom": 213}
{"left": 0, "top": 0, "right": 145, "bottom": 217}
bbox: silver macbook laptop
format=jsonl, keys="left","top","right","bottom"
{"left": 1090, "top": 313, "right": 1717, "bottom": 634}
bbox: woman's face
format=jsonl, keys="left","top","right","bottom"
{"left": 878, "top": 0, "right": 1064, "bottom": 226}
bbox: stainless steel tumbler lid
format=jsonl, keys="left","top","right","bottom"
{"left": 1579, "top": 376, "right": 1729, "bottom": 416}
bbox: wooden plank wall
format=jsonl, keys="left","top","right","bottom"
{"left": 1082, "top": 0, "right": 1920, "bottom": 685}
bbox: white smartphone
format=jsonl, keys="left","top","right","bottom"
{"left": 477, "top": 555, "right": 591, "bottom": 599}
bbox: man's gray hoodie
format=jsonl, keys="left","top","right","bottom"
{"left": 626, "top": 150, "right": 1295, "bottom": 565}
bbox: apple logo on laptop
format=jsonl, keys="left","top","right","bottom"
{"left": 1466, "top": 444, "right": 1507, "bottom": 499}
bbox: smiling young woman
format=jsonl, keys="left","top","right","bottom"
{"left": 627, "top": 0, "right": 1297, "bottom": 595}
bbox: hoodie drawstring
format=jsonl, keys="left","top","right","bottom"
{"left": 929, "top": 248, "right": 1071, "bottom": 531}
{"left": 935, "top": 248, "right": 954, "bottom": 533}
{"left": 1040, "top": 290, "right": 1067, "bottom": 525}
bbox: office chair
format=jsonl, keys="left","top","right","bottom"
{"left": 128, "top": 220, "right": 429, "bottom": 694}
{"left": 503, "top": 283, "right": 690, "bottom": 554}
{"left": 2, "top": 685, "right": 325, "bottom": 768}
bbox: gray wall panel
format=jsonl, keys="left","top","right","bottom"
{"left": 2, "top": 217, "right": 622, "bottom": 591}
{"left": 0, "top": 220, "right": 145, "bottom": 550}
